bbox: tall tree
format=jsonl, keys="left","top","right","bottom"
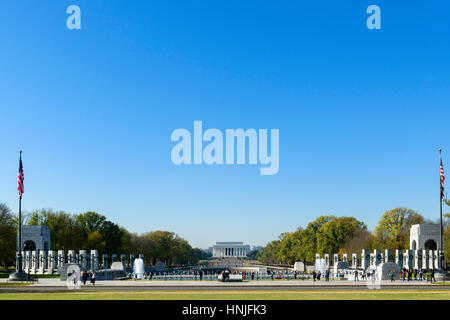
{"left": 0, "top": 203, "right": 16, "bottom": 268}
{"left": 374, "top": 207, "right": 424, "bottom": 250}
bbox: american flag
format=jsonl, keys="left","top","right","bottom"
{"left": 441, "top": 157, "right": 445, "bottom": 200}
{"left": 17, "top": 155, "right": 24, "bottom": 198}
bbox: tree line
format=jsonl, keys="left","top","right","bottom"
{"left": 0, "top": 205, "right": 210, "bottom": 268}
{"left": 1, "top": 202, "right": 449, "bottom": 268}
{"left": 257, "top": 204, "right": 450, "bottom": 265}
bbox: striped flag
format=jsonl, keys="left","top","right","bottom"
{"left": 441, "top": 157, "right": 445, "bottom": 200}
{"left": 17, "top": 155, "right": 24, "bottom": 198}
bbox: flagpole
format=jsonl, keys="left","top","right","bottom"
{"left": 439, "top": 148, "right": 444, "bottom": 270}
{"left": 18, "top": 151, "right": 22, "bottom": 273}
{"left": 9, "top": 151, "right": 27, "bottom": 281}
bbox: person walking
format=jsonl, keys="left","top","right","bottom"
{"left": 354, "top": 270, "right": 359, "bottom": 282}
{"left": 431, "top": 269, "right": 436, "bottom": 283}
{"left": 91, "top": 271, "right": 96, "bottom": 285}
{"left": 390, "top": 270, "right": 395, "bottom": 282}
{"left": 312, "top": 271, "right": 316, "bottom": 282}
{"left": 82, "top": 270, "right": 88, "bottom": 285}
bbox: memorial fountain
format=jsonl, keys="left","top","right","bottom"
{"left": 133, "top": 258, "right": 145, "bottom": 279}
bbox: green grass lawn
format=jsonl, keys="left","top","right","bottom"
{"left": 0, "top": 290, "right": 449, "bottom": 300}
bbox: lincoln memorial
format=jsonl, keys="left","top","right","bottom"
{"left": 212, "top": 242, "right": 249, "bottom": 258}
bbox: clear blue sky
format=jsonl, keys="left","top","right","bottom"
{"left": 0, "top": 1, "right": 449, "bottom": 249}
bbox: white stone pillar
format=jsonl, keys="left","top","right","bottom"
{"left": 21, "top": 251, "right": 25, "bottom": 270}
{"left": 385, "top": 249, "right": 393, "bottom": 263}
{"left": 370, "top": 253, "right": 375, "bottom": 267}
{"left": 361, "top": 249, "right": 369, "bottom": 270}
{"left": 91, "top": 250, "right": 99, "bottom": 270}
{"left": 39, "top": 250, "right": 47, "bottom": 274}
{"left": 429, "top": 250, "right": 434, "bottom": 269}
{"left": 433, "top": 250, "right": 439, "bottom": 269}
{"left": 31, "top": 250, "right": 37, "bottom": 273}
{"left": 422, "top": 249, "right": 429, "bottom": 270}
{"left": 352, "top": 253, "right": 357, "bottom": 268}
{"left": 343, "top": 254, "right": 348, "bottom": 263}
{"left": 333, "top": 254, "right": 339, "bottom": 266}
{"left": 68, "top": 250, "right": 75, "bottom": 263}
{"left": 47, "top": 250, "right": 55, "bottom": 273}
{"left": 374, "top": 249, "right": 381, "bottom": 266}
{"left": 57, "top": 250, "right": 65, "bottom": 268}
{"left": 79, "top": 250, "right": 87, "bottom": 269}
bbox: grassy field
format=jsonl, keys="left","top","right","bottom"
{"left": 0, "top": 290, "right": 449, "bottom": 300}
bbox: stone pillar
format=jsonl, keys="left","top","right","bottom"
{"left": 31, "top": 250, "right": 37, "bottom": 273}
{"left": 405, "top": 250, "right": 414, "bottom": 269}
{"left": 139, "top": 254, "right": 144, "bottom": 261}
{"left": 21, "top": 251, "right": 25, "bottom": 270}
{"left": 120, "top": 254, "right": 126, "bottom": 268}
{"left": 428, "top": 250, "right": 434, "bottom": 269}
{"left": 385, "top": 249, "right": 394, "bottom": 263}
{"left": 414, "top": 250, "right": 422, "bottom": 270}
{"left": 68, "top": 250, "right": 75, "bottom": 263}
{"left": 403, "top": 252, "right": 408, "bottom": 268}
{"left": 437, "top": 250, "right": 443, "bottom": 269}
{"left": 102, "top": 254, "right": 109, "bottom": 269}
{"left": 361, "top": 249, "right": 369, "bottom": 270}
{"left": 23, "top": 251, "right": 29, "bottom": 271}
{"left": 130, "top": 254, "right": 135, "bottom": 268}
{"left": 433, "top": 250, "right": 439, "bottom": 269}
{"left": 333, "top": 254, "right": 339, "bottom": 266}
{"left": 47, "top": 250, "right": 56, "bottom": 273}
{"left": 324, "top": 254, "right": 330, "bottom": 269}
{"left": 79, "top": 250, "right": 87, "bottom": 270}
{"left": 57, "top": 250, "right": 65, "bottom": 268}
{"left": 315, "top": 253, "right": 320, "bottom": 263}
{"left": 111, "top": 254, "right": 118, "bottom": 263}
{"left": 395, "top": 249, "right": 403, "bottom": 268}
{"left": 86, "top": 253, "right": 91, "bottom": 271}
{"left": 343, "top": 254, "right": 348, "bottom": 263}
{"left": 422, "top": 249, "right": 429, "bottom": 270}
{"left": 91, "top": 250, "right": 99, "bottom": 270}
{"left": 370, "top": 253, "right": 375, "bottom": 267}
{"left": 39, "top": 250, "right": 47, "bottom": 274}
{"left": 374, "top": 249, "right": 382, "bottom": 266}
{"left": 352, "top": 253, "right": 357, "bottom": 268}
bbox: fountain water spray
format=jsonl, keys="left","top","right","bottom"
{"left": 133, "top": 258, "right": 145, "bottom": 279}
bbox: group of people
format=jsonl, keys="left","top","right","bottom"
{"left": 401, "top": 268, "right": 436, "bottom": 282}
{"left": 221, "top": 269, "right": 231, "bottom": 282}
{"left": 311, "top": 269, "right": 331, "bottom": 282}
{"left": 70, "top": 269, "right": 96, "bottom": 285}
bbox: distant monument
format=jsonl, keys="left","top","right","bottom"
{"left": 212, "top": 242, "right": 249, "bottom": 258}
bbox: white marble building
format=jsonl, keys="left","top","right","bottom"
{"left": 212, "top": 242, "right": 249, "bottom": 258}
{"left": 410, "top": 223, "right": 440, "bottom": 250}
